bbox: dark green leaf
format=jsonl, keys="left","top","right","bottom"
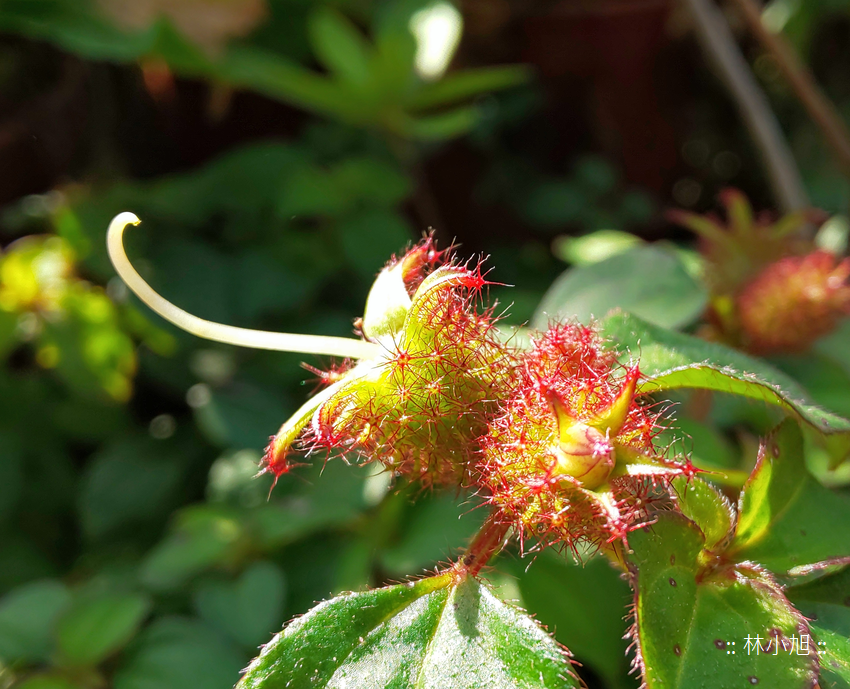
{"left": 521, "top": 181, "right": 585, "bottom": 227}
{"left": 309, "top": 7, "right": 373, "bottom": 86}
{"left": 114, "top": 617, "right": 245, "bottom": 689}
{"left": 237, "top": 573, "right": 580, "bottom": 688}
{"left": 56, "top": 592, "right": 151, "bottom": 666}
{"left": 629, "top": 514, "right": 817, "bottom": 688}
{"left": 0, "top": 432, "right": 23, "bottom": 522}
{"left": 402, "top": 107, "right": 480, "bottom": 141}
{"left": 380, "top": 493, "right": 485, "bottom": 577}
{"left": 336, "top": 209, "right": 413, "bottom": 280}
{"left": 193, "top": 561, "right": 286, "bottom": 650}
{"left": 249, "top": 461, "right": 371, "bottom": 549}
{"left": 77, "top": 435, "right": 192, "bottom": 541}
{"left": 193, "top": 383, "right": 289, "bottom": 450}
{"left": 671, "top": 476, "right": 735, "bottom": 551}
{"left": 140, "top": 507, "right": 246, "bottom": 591}
{"left": 729, "top": 420, "right": 850, "bottom": 574}
{"left": 770, "top": 352, "right": 850, "bottom": 418}
{"left": 409, "top": 65, "right": 531, "bottom": 110}
{"left": 600, "top": 312, "right": 850, "bottom": 441}
{"left": 535, "top": 246, "right": 707, "bottom": 330}
{"left": 16, "top": 676, "right": 86, "bottom": 689}
{"left": 510, "top": 551, "right": 634, "bottom": 689}
{"left": 0, "top": 580, "right": 71, "bottom": 664}
{"left": 787, "top": 567, "right": 850, "bottom": 688}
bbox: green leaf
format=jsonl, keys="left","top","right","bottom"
{"left": 77, "top": 434, "right": 191, "bottom": 541}
{"left": 551, "top": 230, "right": 643, "bottom": 267}
{"left": 114, "top": 617, "right": 245, "bottom": 689}
{"left": 220, "top": 47, "right": 364, "bottom": 123}
{"left": 770, "top": 352, "right": 850, "bottom": 419}
{"left": 534, "top": 245, "right": 707, "bottom": 331}
{"left": 237, "top": 572, "right": 580, "bottom": 688}
{"left": 16, "top": 677, "right": 86, "bottom": 689}
{"left": 629, "top": 514, "right": 817, "bottom": 689}
{"left": 402, "top": 106, "right": 480, "bottom": 141}
{"left": 193, "top": 561, "right": 286, "bottom": 649}
{"left": 249, "top": 461, "right": 372, "bottom": 551}
{"left": 56, "top": 592, "right": 151, "bottom": 666}
{"left": 336, "top": 209, "right": 413, "bottom": 281}
{"left": 193, "top": 383, "right": 289, "bottom": 450}
{"left": 728, "top": 420, "right": 850, "bottom": 574}
{"left": 787, "top": 568, "right": 850, "bottom": 688}
{"left": 308, "top": 7, "right": 373, "bottom": 86}
{"left": 812, "top": 625, "right": 850, "bottom": 689}
{"left": 0, "top": 431, "right": 23, "bottom": 522}
{"left": 521, "top": 181, "right": 585, "bottom": 227}
{"left": 509, "top": 551, "right": 633, "bottom": 689}
{"left": 409, "top": 65, "right": 532, "bottom": 110}
{"left": 600, "top": 312, "right": 850, "bottom": 441}
{"left": 140, "top": 506, "right": 246, "bottom": 591}
{"left": 380, "top": 493, "right": 485, "bottom": 577}
{"left": 671, "top": 476, "right": 735, "bottom": 551}
{"left": 0, "top": 580, "right": 71, "bottom": 665}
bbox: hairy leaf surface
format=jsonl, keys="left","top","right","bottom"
{"left": 238, "top": 573, "right": 579, "bottom": 689}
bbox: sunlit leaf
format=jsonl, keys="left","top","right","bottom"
{"left": 629, "top": 514, "right": 817, "bottom": 689}
{"left": 670, "top": 476, "right": 735, "bottom": 552}
{"left": 237, "top": 572, "right": 580, "bottom": 688}
{"left": 600, "top": 312, "right": 850, "bottom": 443}
{"left": 535, "top": 246, "right": 707, "bottom": 330}
{"left": 729, "top": 420, "right": 850, "bottom": 574}
{"left": 509, "top": 551, "right": 633, "bottom": 689}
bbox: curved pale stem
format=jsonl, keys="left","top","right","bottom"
{"left": 107, "top": 212, "right": 381, "bottom": 359}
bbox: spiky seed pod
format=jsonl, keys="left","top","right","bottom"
{"left": 667, "top": 188, "right": 819, "bottom": 297}
{"left": 737, "top": 250, "right": 850, "bottom": 354}
{"left": 479, "top": 324, "right": 692, "bottom": 552}
{"left": 263, "top": 238, "right": 514, "bottom": 487}
{"left": 309, "top": 265, "right": 512, "bottom": 486}
{"left": 668, "top": 189, "right": 850, "bottom": 353}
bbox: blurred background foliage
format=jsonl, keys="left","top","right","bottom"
{"left": 0, "top": 1, "right": 849, "bottom": 688}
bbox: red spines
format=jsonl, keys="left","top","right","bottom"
{"left": 477, "top": 323, "right": 687, "bottom": 553}
{"left": 303, "top": 257, "right": 514, "bottom": 488}
{"left": 263, "top": 239, "right": 699, "bottom": 556}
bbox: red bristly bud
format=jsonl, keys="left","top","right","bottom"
{"left": 478, "top": 324, "right": 691, "bottom": 553}
{"left": 738, "top": 250, "right": 850, "bottom": 354}
{"left": 262, "top": 236, "right": 514, "bottom": 488}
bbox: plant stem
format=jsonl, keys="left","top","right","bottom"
{"left": 107, "top": 212, "right": 381, "bottom": 360}
{"left": 454, "top": 516, "right": 511, "bottom": 577}
{"left": 729, "top": 0, "right": 850, "bottom": 178}
{"left": 683, "top": 0, "right": 809, "bottom": 212}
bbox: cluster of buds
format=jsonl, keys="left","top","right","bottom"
{"left": 669, "top": 189, "right": 850, "bottom": 354}
{"left": 259, "top": 240, "right": 694, "bottom": 551}
{"left": 107, "top": 213, "right": 694, "bottom": 559}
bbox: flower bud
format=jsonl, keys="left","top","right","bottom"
{"left": 547, "top": 392, "right": 615, "bottom": 490}
{"left": 738, "top": 250, "right": 850, "bottom": 354}
{"left": 479, "top": 324, "right": 692, "bottom": 551}
{"left": 263, "top": 237, "right": 511, "bottom": 487}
